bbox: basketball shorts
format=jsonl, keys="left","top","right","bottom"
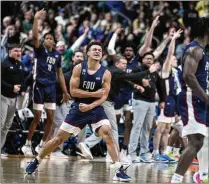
{"left": 157, "top": 109, "right": 175, "bottom": 124}
{"left": 178, "top": 91, "right": 208, "bottom": 137}
{"left": 164, "top": 95, "right": 179, "bottom": 117}
{"left": 172, "top": 120, "right": 184, "bottom": 137}
{"left": 60, "top": 102, "right": 110, "bottom": 136}
{"left": 114, "top": 92, "right": 132, "bottom": 114}
{"left": 33, "top": 83, "right": 56, "bottom": 111}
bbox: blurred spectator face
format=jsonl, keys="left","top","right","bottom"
{"left": 29, "top": 4, "right": 34, "bottom": 10}
{"left": 72, "top": 51, "right": 84, "bottom": 64}
{"left": 87, "top": 45, "right": 103, "bottom": 61}
{"left": 139, "top": 12, "right": 144, "bottom": 20}
{"left": 44, "top": 34, "right": 55, "bottom": 49}
{"left": 67, "top": 24, "right": 74, "bottom": 34}
{"left": 9, "top": 47, "right": 22, "bottom": 61}
{"left": 83, "top": 20, "right": 90, "bottom": 28}
{"left": 3, "top": 16, "right": 11, "bottom": 28}
{"left": 8, "top": 25, "right": 15, "bottom": 37}
{"left": 91, "top": 13, "right": 97, "bottom": 23}
{"left": 56, "top": 45, "right": 65, "bottom": 54}
{"left": 48, "top": 9, "right": 55, "bottom": 20}
{"left": 189, "top": 3, "right": 194, "bottom": 10}
{"left": 169, "top": 27, "right": 176, "bottom": 38}
{"left": 58, "top": 8, "right": 65, "bottom": 17}
{"left": 171, "top": 55, "right": 178, "bottom": 67}
{"left": 115, "top": 58, "right": 127, "bottom": 71}
{"left": 127, "top": 34, "right": 134, "bottom": 42}
{"left": 142, "top": 54, "right": 154, "bottom": 68}
{"left": 56, "top": 41, "right": 65, "bottom": 54}
{"left": 124, "top": 47, "right": 134, "bottom": 60}
{"left": 15, "top": 19, "right": 21, "bottom": 29}
{"left": 105, "top": 13, "right": 111, "bottom": 22}
{"left": 24, "top": 11, "right": 32, "bottom": 21}
{"left": 56, "top": 24, "right": 63, "bottom": 33}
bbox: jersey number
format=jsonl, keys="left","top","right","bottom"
{"left": 48, "top": 64, "right": 52, "bottom": 71}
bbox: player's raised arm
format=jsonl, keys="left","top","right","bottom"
{"left": 183, "top": 47, "right": 209, "bottom": 103}
{"left": 138, "top": 15, "right": 159, "bottom": 56}
{"left": 33, "top": 9, "right": 46, "bottom": 48}
{"left": 162, "top": 29, "right": 183, "bottom": 79}
{"left": 70, "top": 64, "right": 104, "bottom": 98}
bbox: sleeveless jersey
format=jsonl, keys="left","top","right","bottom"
{"left": 181, "top": 41, "right": 209, "bottom": 94}
{"left": 165, "top": 67, "right": 182, "bottom": 97}
{"left": 33, "top": 46, "right": 62, "bottom": 86}
{"left": 74, "top": 62, "right": 106, "bottom": 104}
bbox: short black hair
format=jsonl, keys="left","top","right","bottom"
{"left": 7, "top": 43, "right": 21, "bottom": 51}
{"left": 191, "top": 17, "right": 209, "bottom": 39}
{"left": 43, "top": 32, "right": 56, "bottom": 42}
{"left": 86, "top": 41, "right": 104, "bottom": 54}
{"left": 122, "top": 43, "right": 136, "bottom": 54}
{"left": 142, "top": 52, "right": 155, "bottom": 59}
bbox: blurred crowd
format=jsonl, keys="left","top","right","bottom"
{"left": 2, "top": 1, "right": 209, "bottom": 68}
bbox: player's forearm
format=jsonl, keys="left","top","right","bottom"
{"left": 70, "top": 34, "right": 86, "bottom": 52}
{"left": 116, "top": 70, "right": 150, "bottom": 83}
{"left": 58, "top": 74, "right": 68, "bottom": 94}
{"left": 90, "top": 95, "right": 108, "bottom": 109}
{"left": 139, "top": 27, "right": 155, "bottom": 56}
{"left": 184, "top": 74, "right": 208, "bottom": 102}
{"left": 107, "top": 33, "right": 117, "bottom": 56}
{"left": 70, "top": 89, "right": 95, "bottom": 98}
{"left": 32, "top": 17, "right": 39, "bottom": 41}
{"left": 153, "top": 36, "right": 170, "bottom": 59}
{"left": 162, "top": 38, "right": 175, "bottom": 78}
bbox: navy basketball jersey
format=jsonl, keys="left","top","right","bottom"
{"left": 181, "top": 41, "right": 209, "bottom": 93}
{"left": 120, "top": 56, "right": 139, "bottom": 94}
{"left": 165, "top": 67, "right": 182, "bottom": 96}
{"left": 33, "top": 46, "right": 62, "bottom": 86}
{"left": 74, "top": 62, "right": 107, "bottom": 104}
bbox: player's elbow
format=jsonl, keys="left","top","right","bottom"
{"left": 183, "top": 73, "right": 193, "bottom": 83}
{"left": 70, "top": 87, "right": 77, "bottom": 98}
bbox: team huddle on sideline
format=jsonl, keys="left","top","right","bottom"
{"left": 1, "top": 8, "right": 209, "bottom": 183}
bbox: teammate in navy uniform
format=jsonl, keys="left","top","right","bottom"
{"left": 152, "top": 29, "right": 183, "bottom": 163}
{"left": 22, "top": 9, "right": 70, "bottom": 156}
{"left": 25, "top": 41, "right": 131, "bottom": 182}
{"left": 171, "top": 17, "right": 209, "bottom": 183}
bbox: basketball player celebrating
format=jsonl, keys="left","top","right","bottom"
{"left": 22, "top": 9, "right": 70, "bottom": 156}
{"left": 152, "top": 29, "right": 183, "bottom": 162}
{"left": 25, "top": 41, "right": 131, "bottom": 181}
{"left": 193, "top": 44, "right": 209, "bottom": 183}
{"left": 171, "top": 17, "right": 209, "bottom": 183}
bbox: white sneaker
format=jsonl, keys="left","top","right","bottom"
{"left": 106, "top": 152, "right": 113, "bottom": 163}
{"left": 77, "top": 142, "right": 93, "bottom": 160}
{"left": 120, "top": 149, "right": 132, "bottom": 165}
{"left": 51, "top": 150, "right": 69, "bottom": 158}
{"left": 35, "top": 145, "right": 43, "bottom": 154}
{"left": 1, "top": 152, "right": 8, "bottom": 157}
{"left": 22, "top": 145, "right": 33, "bottom": 156}
{"left": 130, "top": 152, "right": 139, "bottom": 163}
